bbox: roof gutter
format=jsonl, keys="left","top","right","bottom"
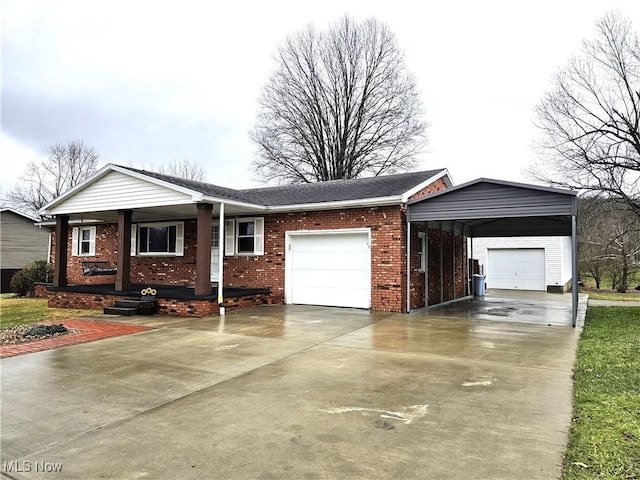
{"left": 201, "top": 196, "right": 267, "bottom": 211}
{"left": 266, "top": 195, "right": 403, "bottom": 213}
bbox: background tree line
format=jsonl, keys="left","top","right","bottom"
{"left": 578, "top": 196, "right": 640, "bottom": 292}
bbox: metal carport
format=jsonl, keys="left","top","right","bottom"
{"left": 406, "top": 178, "right": 579, "bottom": 326}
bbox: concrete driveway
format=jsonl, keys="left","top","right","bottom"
{"left": 1, "top": 293, "right": 585, "bottom": 479}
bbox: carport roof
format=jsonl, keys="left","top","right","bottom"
{"left": 408, "top": 178, "right": 577, "bottom": 237}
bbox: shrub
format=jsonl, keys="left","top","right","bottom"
{"left": 10, "top": 260, "right": 53, "bottom": 297}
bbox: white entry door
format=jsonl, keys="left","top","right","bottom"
{"left": 211, "top": 223, "right": 220, "bottom": 282}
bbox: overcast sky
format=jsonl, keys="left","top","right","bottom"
{"left": 2, "top": 0, "right": 639, "bottom": 197}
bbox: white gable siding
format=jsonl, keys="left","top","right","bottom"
{"left": 470, "top": 236, "right": 572, "bottom": 290}
{"left": 560, "top": 236, "right": 573, "bottom": 286}
{"left": 48, "top": 171, "right": 194, "bottom": 214}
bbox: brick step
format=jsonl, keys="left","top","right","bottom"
{"left": 114, "top": 300, "right": 141, "bottom": 308}
{"left": 104, "top": 306, "right": 139, "bottom": 316}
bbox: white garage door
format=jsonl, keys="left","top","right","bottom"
{"left": 287, "top": 231, "right": 370, "bottom": 308}
{"left": 488, "top": 248, "right": 546, "bottom": 291}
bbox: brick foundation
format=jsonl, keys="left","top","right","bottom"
{"left": 46, "top": 289, "right": 269, "bottom": 318}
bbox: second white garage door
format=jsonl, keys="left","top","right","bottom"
{"left": 286, "top": 231, "right": 371, "bottom": 309}
{"left": 488, "top": 248, "right": 546, "bottom": 291}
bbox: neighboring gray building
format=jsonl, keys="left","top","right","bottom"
{"left": 0, "top": 208, "right": 50, "bottom": 293}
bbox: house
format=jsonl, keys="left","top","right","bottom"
{"left": 38, "top": 165, "right": 579, "bottom": 322}
{"left": 469, "top": 236, "right": 573, "bottom": 293}
{"left": 0, "top": 208, "right": 51, "bottom": 293}
{"left": 38, "top": 164, "right": 464, "bottom": 316}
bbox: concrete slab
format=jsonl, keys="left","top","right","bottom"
{"left": 423, "top": 290, "right": 588, "bottom": 327}
{"left": 1, "top": 297, "right": 583, "bottom": 479}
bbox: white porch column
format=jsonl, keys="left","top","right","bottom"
{"left": 218, "top": 202, "right": 225, "bottom": 315}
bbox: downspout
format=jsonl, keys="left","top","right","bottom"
{"left": 218, "top": 202, "right": 225, "bottom": 316}
{"left": 572, "top": 215, "right": 578, "bottom": 328}
{"left": 406, "top": 218, "right": 411, "bottom": 313}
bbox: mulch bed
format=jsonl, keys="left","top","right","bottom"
{"left": 1, "top": 323, "right": 78, "bottom": 345}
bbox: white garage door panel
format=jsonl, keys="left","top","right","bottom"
{"left": 488, "top": 249, "right": 545, "bottom": 291}
{"left": 288, "top": 232, "right": 370, "bottom": 308}
{"left": 291, "top": 251, "right": 369, "bottom": 270}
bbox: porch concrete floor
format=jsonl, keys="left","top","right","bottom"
{"left": 1, "top": 292, "right": 585, "bottom": 479}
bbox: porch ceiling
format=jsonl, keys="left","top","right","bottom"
{"left": 63, "top": 203, "right": 264, "bottom": 223}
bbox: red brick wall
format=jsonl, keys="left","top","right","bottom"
{"left": 131, "top": 220, "right": 197, "bottom": 285}
{"left": 224, "top": 206, "right": 407, "bottom": 312}
{"left": 52, "top": 221, "right": 199, "bottom": 286}
{"left": 409, "top": 224, "right": 427, "bottom": 309}
{"left": 426, "top": 227, "right": 468, "bottom": 306}
{"left": 408, "top": 177, "right": 448, "bottom": 201}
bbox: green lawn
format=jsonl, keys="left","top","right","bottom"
{"left": 563, "top": 307, "right": 640, "bottom": 479}
{"left": 0, "top": 296, "right": 101, "bottom": 328}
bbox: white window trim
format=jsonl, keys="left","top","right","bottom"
{"left": 135, "top": 221, "right": 184, "bottom": 257}
{"left": 225, "top": 217, "right": 264, "bottom": 256}
{"left": 71, "top": 226, "right": 96, "bottom": 257}
{"left": 417, "top": 232, "right": 426, "bottom": 273}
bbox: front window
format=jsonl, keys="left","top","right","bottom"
{"left": 237, "top": 220, "right": 255, "bottom": 253}
{"left": 80, "top": 228, "right": 92, "bottom": 255}
{"left": 138, "top": 223, "right": 180, "bottom": 255}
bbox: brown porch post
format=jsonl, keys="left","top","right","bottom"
{"left": 53, "top": 215, "right": 69, "bottom": 287}
{"left": 195, "top": 203, "right": 213, "bottom": 296}
{"left": 116, "top": 209, "right": 132, "bottom": 291}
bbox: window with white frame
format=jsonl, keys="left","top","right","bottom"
{"left": 72, "top": 226, "right": 96, "bottom": 256}
{"left": 224, "top": 217, "right": 264, "bottom": 256}
{"left": 135, "top": 222, "right": 184, "bottom": 256}
{"left": 417, "top": 232, "right": 426, "bottom": 272}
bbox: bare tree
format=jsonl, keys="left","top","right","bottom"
{"left": 251, "top": 15, "right": 427, "bottom": 183}
{"left": 531, "top": 12, "right": 640, "bottom": 217}
{"left": 6, "top": 140, "right": 99, "bottom": 217}
{"left": 155, "top": 158, "right": 207, "bottom": 182}
{"left": 578, "top": 196, "right": 640, "bottom": 292}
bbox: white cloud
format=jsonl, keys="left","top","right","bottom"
{"left": 0, "top": 133, "right": 47, "bottom": 194}
{"left": 2, "top": 0, "right": 639, "bottom": 190}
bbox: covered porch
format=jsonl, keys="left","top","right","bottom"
{"left": 44, "top": 283, "right": 271, "bottom": 317}
{"left": 39, "top": 165, "right": 268, "bottom": 316}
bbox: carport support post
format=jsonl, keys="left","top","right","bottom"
{"left": 53, "top": 214, "right": 69, "bottom": 287}
{"left": 572, "top": 215, "right": 578, "bottom": 327}
{"left": 195, "top": 203, "right": 213, "bottom": 296}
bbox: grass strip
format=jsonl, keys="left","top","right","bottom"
{"left": 0, "top": 297, "right": 101, "bottom": 328}
{"left": 563, "top": 306, "right": 640, "bottom": 479}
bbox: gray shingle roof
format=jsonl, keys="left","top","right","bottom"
{"left": 118, "top": 166, "right": 446, "bottom": 206}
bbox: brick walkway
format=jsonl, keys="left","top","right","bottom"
{"left": 0, "top": 319, "right": 153, "bottom": 358}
